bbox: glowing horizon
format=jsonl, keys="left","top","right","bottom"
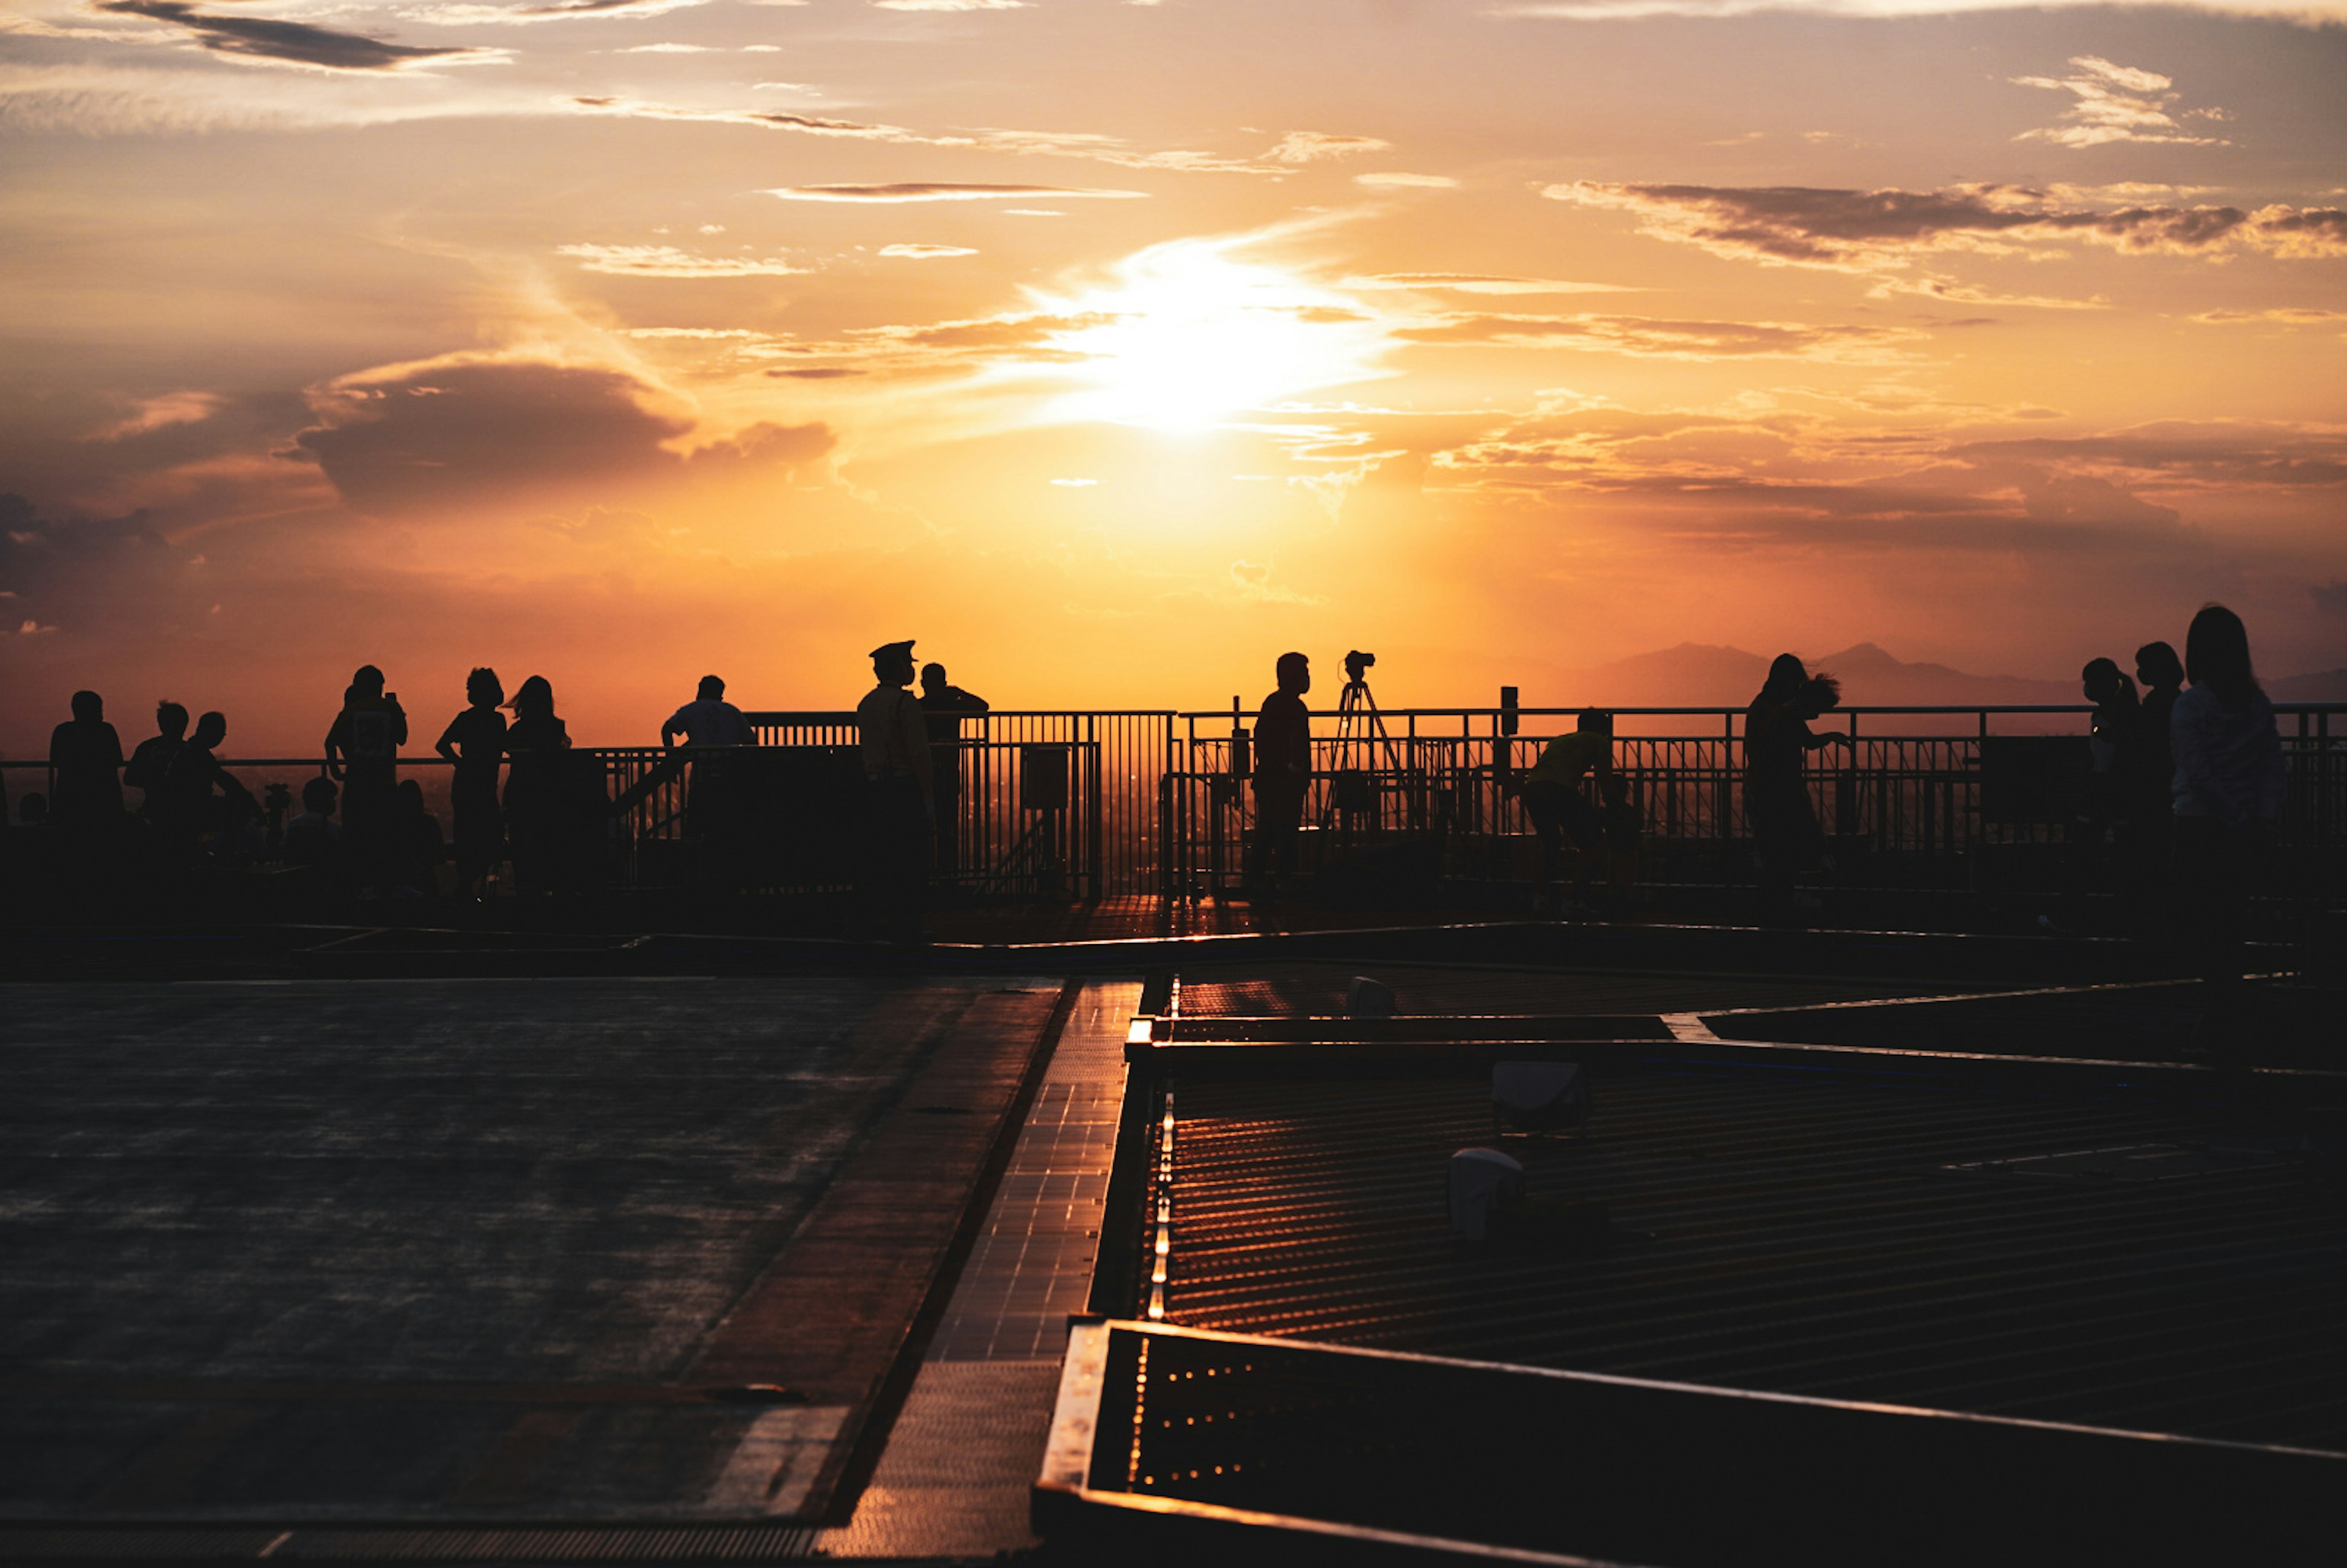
{"left": 4, "top": 0, "right": 2345, "bottom": 755}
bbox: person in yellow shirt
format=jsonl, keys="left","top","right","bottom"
{"left": 1518, "top": 709, "right": 1633, "bottom": 915}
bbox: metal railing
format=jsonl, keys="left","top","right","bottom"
{"left": 9, "top": 703, "right": 2340, "bottom": 904}
{"left": 1162, "top": 704, "right": 2347, "bottom": 901}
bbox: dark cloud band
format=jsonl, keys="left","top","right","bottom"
{"left": 97, "top": 1, "right": 491, "bottom": 71}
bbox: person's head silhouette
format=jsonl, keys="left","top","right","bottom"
{"left": 351, "top": 665, "right": 386, "bottom": 701}
{"left": 921, "top": 663, "right": 947, "bottom": 696}
{"left": 155, "top": 701, "right": 188, "bottom": 739}
{"left": 697, "top": 675, "right": 725, "bottom": 701}
{"left": 302, "top": 776, "right": 338, "bottom": 815}
{"left": 70, "top": 690, "right": 103, "bottom": 724}
{"left": 1275, "top": 651, "right": 1310, "bottom": 697}
{"left": 2082, "top": 657, "right": 2133, "bottom": 705}
{"left": 192, "top": 711, "right": 227, "bottom": 749}
{"left": 872, "top": 640, "right": 916, "bottom": 688}
{"left": 1576, "top": 708, "right": 1614, "bottom": 736}
{"left": 1760, "top": 654, "right": 1808, "bottom": 705}
{"left": 510, "top": 675, "right": 555, "bottom": 719}
{"left": 399, "top": 779, "right": 427, "bottom": 815}
{"left": 466, "top": 668, "right": 503, "bottom": 709}
{"left": 2185, "top": 604, "right": 2258, "bottom": 708}
{"left": 2135, "top": 641, "right": 2184, "bottom": 694}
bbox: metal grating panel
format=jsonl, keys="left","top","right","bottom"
{"left": 1159, "top": 1070, "right": 2347, "bottom": 1450}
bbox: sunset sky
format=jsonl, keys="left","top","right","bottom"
{"left": 4, "top": 0, "right": 2344, "bottom": 752}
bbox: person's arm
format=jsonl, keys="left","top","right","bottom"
{"left": 661, "top": 706, "right": 686, "bottom": 749}
{"left": 963, "top": 688, "right": 990, "bottom": 714}
{"left": 387, "top": 702, "right": 408, "bottom": 748}
{"left": 435, "top": 716, "right": 463, "bottom": 764}
{"left": 324, "top": 716, "right": 346, "bottom": 781}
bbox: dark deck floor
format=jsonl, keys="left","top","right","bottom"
{"left": 1160, "top": 1067, "right": 2347, "bottom": 1451}
{"left": 0, "top": 978, "right": 1065, "bottom": 1524}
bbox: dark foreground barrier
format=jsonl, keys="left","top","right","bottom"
{"left": 1038, "top": 1318, "right": 2344, "bottom": 1567}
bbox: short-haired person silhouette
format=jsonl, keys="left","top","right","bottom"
{"left": 2081, "top": 658, "right": 2139, "bottom": 833}
{"left": 1744, "top": 654, "right": 1853, "bottom": 920}
{"left": 283, "top": 775, "right": 342, "bottom": 870}
{"left": 857, "top": 640, "right": 932, "bottom": 941}
{"left": 48, "top": 690, "right": 125, "bottom": 832}
{"left": 662, "top": 674, "right": 754, "bottom": 847}
{"left": 326, "top": 665, "right": 407, "bottom": 897}
{"left": 436, "top": 668, "right": 506, "bottom": 899}
{"left": 158, "top": 711, "right": 255, "bottom": 863}
{"left": 919, "top": 662, "right": 989, "bottom": 877}
{"left": 2173, "top": 604, "right": 2285, "bottom": 1047}
{"left": 1246, "top": 652, "right": 1312, "bottom": 905}
{"left": 2121, "top": 640, "right": 2187, "bottom": 931}
{"left": 123, "top": 702, "right": 188, "bottom": 820}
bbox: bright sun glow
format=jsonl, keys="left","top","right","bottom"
{"left": 1029, "top": 240, "right": 1390, "bottom": 430}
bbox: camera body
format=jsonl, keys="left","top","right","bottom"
{"left": 1344, "top": 650, "right": 1376, "bottom": 683}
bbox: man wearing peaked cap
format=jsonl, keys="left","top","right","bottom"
{"left": 857, "top": 639, "right": 932, "bottom": 940}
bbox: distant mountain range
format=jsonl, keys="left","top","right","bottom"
{"left": 1560, "top": 642, "right": 2347, "bottom": 708}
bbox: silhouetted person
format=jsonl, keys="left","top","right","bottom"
{"left": 158, "top": 711, "right": 255, "bottom": 864}
{"left": 395, "top": 778, "right": 444, "bottom": 898}
{"left": 857, "top": 640, "right": 933, "bottom": 941}
{"left": 2082, "top": 657, "right": 2139, "bottom": 835}
{"left": 20, "top": 793, "right": 48, "bottom": 825}
{"left": 502, "top": 675, "right": 572, "bottom": 895}
{"left": 283, "top": 775, "right": 343, "bottom": 870}
{"left": 326, "top": 665, "right": 407, "bottom": 896}
{"left": 2173, "top": 604, "right": 2285, "bottom": 1049}
{"left": 48, "top": 690, "right": 124, "bottom": 832}
{"left": 920, "top": 662, "right": 989, "bottom": 877}
{"left": 1518, "top": 709, "right": 1631, "bottom": 916}
{"left": 663, "top": 673, "right": 754, "bottom": 844}
{"left": 436, "top": 668, "right": 507, "bottom": 899}
{"left": 1744, "top": 654, "right": 1853, "bottom": 920}
{"left": 1246, "top": 652, "right": 1312, "bottom": 904}
{"left": 123, "top": 701, "right": 188, "bottom": 821}
{"left": 2121, "top": 640, "right": 2186, "bottom": 934}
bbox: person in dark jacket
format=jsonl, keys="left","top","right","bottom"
{"left": 48, "top": 690, "right": 124, "bottom": 831}
{"left": 1246, "top": 651, "right": 1312, "bottom": 904}
{"left": 326, "top": 665, "right": 407, "bottom": 896}
{"left": 122, "top": 701, "right": 187, "bottom": 821}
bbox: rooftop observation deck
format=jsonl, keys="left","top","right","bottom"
{"left": 4, "top": 829, "right": 2343, "bottom": 1563}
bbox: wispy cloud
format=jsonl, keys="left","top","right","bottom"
{"left": 94, "top": 1, "right": 501, "bottom": 71}
{"left": 90, "top": 392, "right": 226, "bottom": 441}
{"left": 556, "top": 243, "right": 809, "bottom": 276}
{"left": 2012, "top": 57, "right": 2229, "bottom": 150}
{"left": 567, "top": 97, "right": 1286, "bottom": 173}
{"left": 1354, "top": 172, "right": 1460, "bottom": 189}
{"left": 1265, "top": 131, "right": 1392, "bottom": 164}
{"left": 1547, "top": 181, "right": 2347, "bottom": 280}
{"left": 406, "top": 0, "right": 713, "bottom": 26}
{"left": 871, "top": 0, "right": 1028, "bottom": 9}
{"left": 765, "top": 183, "right": 1147, "bottom": 202}
{"left": 878, "top": 243, "right": 980, "bottom": 258}
{"left": 1394, "top": 311, "right": 1922, "bottom": 363}
{"left": 1345, "top": 272, "right": 1633, "bottom": 295}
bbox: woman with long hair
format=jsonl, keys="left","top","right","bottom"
{"left": 502, "top": 675, "right": 569, "bottom": 894}
{"left": 2172, "top": 604, "right": 2285, "bottom": 1039}
{"left": 1743, "top": 653, "right": 1853, "bottom": 920}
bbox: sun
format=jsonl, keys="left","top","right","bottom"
{"left": 1028, "top": 240, "right": 1390, "bottom": 431}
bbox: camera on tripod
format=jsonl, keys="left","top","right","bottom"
{"left": 1345, "top": 650, "right": 1376, "bottom": 683}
